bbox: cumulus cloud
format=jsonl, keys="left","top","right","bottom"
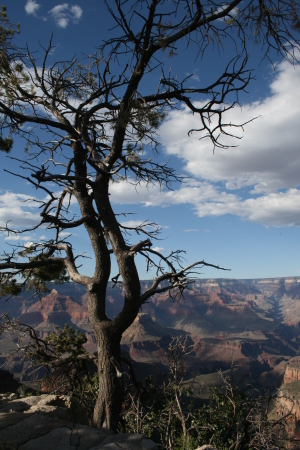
{"left": 0, "top": 192, "right": 40, "bottom": 228}
{"left": 111, "top": 179, "right": 236, "bottom": 208}
{"left": 110, "top": 178, "right": 300, "bottom": 227}
{"left": 120, "top": 220, "right": 149, "bottom": 228}
{"left": 193, "top": 188, "right": 300, "bottom": 227}
{"left": 5, "top": 235, "right": 33, "bottom": 241}
{"left": 4, "top": 54, "right": 298, "bottom": 229}
{"left": 59, "top": 231, "right": 76, "bottom": 238}
{"left": 24, "top": 1, "right": 83, "bottom": 27}
{"left": 70, "top": 5, "right": 82, "bottom": 20}
{"left": 152, "top": 247, "right": 166, "bottom": 253}
{"left": 81, "top": 58, "right": 300, "bottom": 228}
{"left": 25, "top": 0, "right": 41, "bottom": 15}
{"left": 120, "top": 219, "right": 168, "bottom": 234}
{"left": 185, "top": 70, "right": 200, "bottom": 82}
{"left": 160, "top": 59, "right": 300, "bottom": 194}
{"left": 48, "top": 4, "right": 83, "bottom": 28}
{"left": 153, "top": 59, "right": 300, "bottom": 227}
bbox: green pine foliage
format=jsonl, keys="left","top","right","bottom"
{"left": 26, "top": 262, "right": 70, "bottom": 294}
{"left": 35, "top": 324, "right": 88, "bottom": 363}
{"left": 0, "top": 277, "right": 22, "bottom": 296}
{"left": 0, "top": 5, "right": 19, "bottom": 153}
{"left": 27, "top": 324, "right": 99, "bottom": 421}
{"left": 0, "top": 135, "right": 13, "bottom": 152}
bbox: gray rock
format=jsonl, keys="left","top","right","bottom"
{"left": 67, "top": 425, "right": 111, "bottom": 450}
{"left": 0, "top": 393, "right": 158, "bottom": 450}
{"left": 0, "top": 392, "right": 16, "bottom": 401}
{"left": 195, "top": 446, "right": 219, "bottom": 450}
{"left": 0, "top": 395, "right": 44, "bottom": 413}
{"left": 0, "top": 413, "right": 52, "bottom": 449}
{"left": 142, "top": 439, "right": 158, "bottom": 450}
{"left": 26, "top": 394, "right": 90, "bottom": 425}
{"left": 90, "top": 433, "right": 144, "bottom": 449}
{"left": 19, "top": 426, "right": 73, "bottom": 450}
{"left": 0, "top": 394, "right": 89, "bottom": 425}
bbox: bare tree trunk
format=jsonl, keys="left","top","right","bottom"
{"left": 87, "top": 286, "right": 123, "bottom": 431}
{"left": 92, "top": 324, "right": 122, "bottom": 430}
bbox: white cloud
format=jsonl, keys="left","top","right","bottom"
{"left": 111, "top": 179, "right": 235, "bottom": 208}
{"left": 120, "top": 219, "right": 168, "bottom": 233}
{"left": 185, "top": 70, "right": 200, "bottom": 82}
{"left": 101, "top": 56, "right": 300, "bottom": 229}
{"left": 0, "top": 192, "right": 40, "bottom": 228}
{"left": 120, "top": 220, "right": 148, "bottom": 228}
{"left": 152, "top": 247, "right": 165, "bottom": 253}
{"left": 160, "top": 59, "right": 300, "bottom": 194}
{"left": 25, "top": 0, "right": 40, "bottom": 15}
{"left": 48, "top": 4, "right": 83, "bottom": 29}
{"left": 110, "top": 178, "right": 300, "bottom": 227}
{"left": 5, "top": 235, "right": 33, "bottom": 241}
{"left": 59, "top": 231, "right": 76, "bottom": 237}
{"left": 4, "top": 56, "right": 298, "bottom": 229}
{"left": 151, "top": 59, "right": 300, "bottom": 227}
{"left": 71, "top": 5, "right": 83, "bottom": 20}
{"left": 193, "top": 188, "right": 300, "bottom": 227}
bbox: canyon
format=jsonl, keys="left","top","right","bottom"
{"left": 2, "top": 277, "right": 300, "bottom": 446}
{"left": 1, "top": 276, "right": 300, "bottom": 394}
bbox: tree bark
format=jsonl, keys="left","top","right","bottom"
{"left": 92, "top": 323, "right": 122, "bottom": 430}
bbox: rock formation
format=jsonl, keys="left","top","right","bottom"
{"left": 2, "top": 277, "right": 300, "bottom": 393}
{"left": 284, "top": 358, "right": 300, "bottom": 384}
{"left": 269, "top": 358, "right": 300, "bottom": 449}
{"left": 0, "top": 393, "right": 158, "bottom": 449}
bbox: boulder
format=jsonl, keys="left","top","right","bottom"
{"left": 0, "top": 394, "right": 89, "bottom": 425}
{"left": 0, "top": 393, "right": 158, "bottom": 449}
{"left": 195, "top": 446, "right": 218, "bottom": 450}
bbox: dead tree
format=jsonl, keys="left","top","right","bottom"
{"left": 0, "top": 1, "right": 299, "bottom": 430}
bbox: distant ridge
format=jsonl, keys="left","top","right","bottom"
{"left": 1, "top": 276, "right": 300, "bottom": 392}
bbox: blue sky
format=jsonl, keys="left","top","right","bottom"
{"left": 1, "top": 1, "right": 300, "bottom": 280}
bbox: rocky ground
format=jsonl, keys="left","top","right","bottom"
{"left": 0, "top": 393, "right": 158, "bottom": 450}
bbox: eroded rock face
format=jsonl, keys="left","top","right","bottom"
{"left": 21, "top": 290, "right": 89, "bottom": 329}
{"left": 2, "top": 277, "right": 300, "bottom": 392}
{"left": 269, "top": 359, "right": 300, "bottom": 449}
{"left": 284, "top": 358, "right": 300, "bottom": 384}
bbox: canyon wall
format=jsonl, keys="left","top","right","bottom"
{"left": 270, "top": 358, "right": 300, "bottom": 449}
{"left": 1, "top": 277, "right": 300, "bottom": 391}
